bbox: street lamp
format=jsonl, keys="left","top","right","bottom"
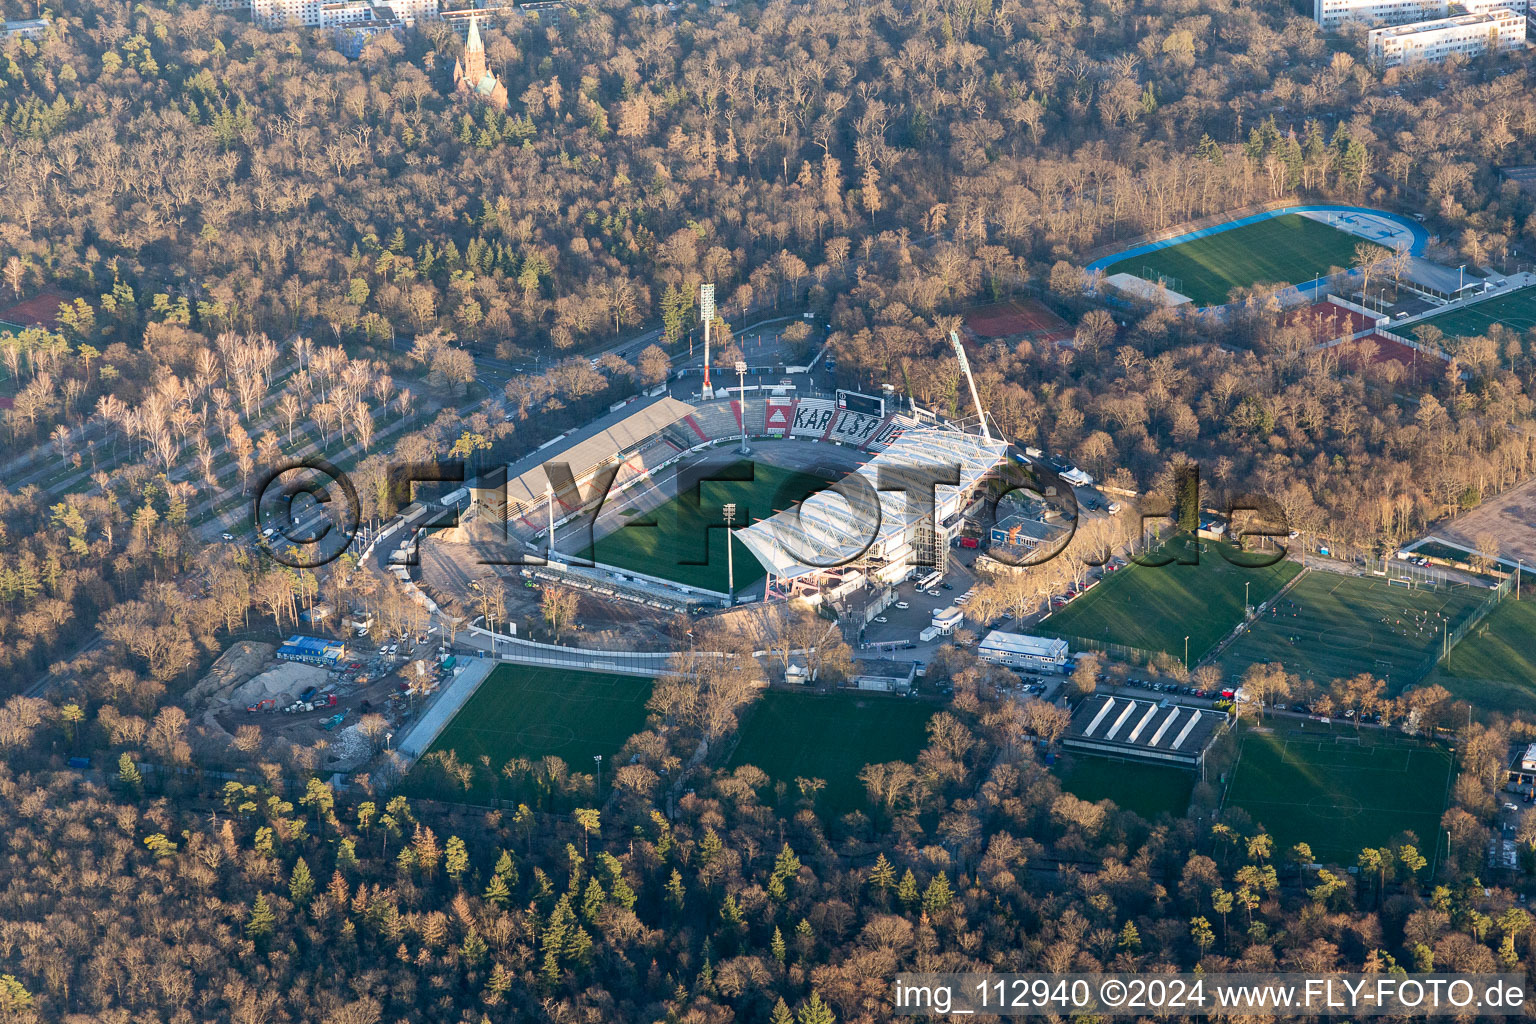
{"left": 1245, "top": 580, "right": 1251, "bottom": 617}
{"left": 594, "top": 754, "right": 603, "bottom": 797}
{"left": 723, "top": 503, "right": 737, "bottom": 598}
{"left": 735, "top": 360, "right": 750, "bottom": 455}
{"left": 1184, "top": 635, "right": 1190, "bottom": 671}
{"left": 545, "top": 485, "right": 556, "bottom": 562}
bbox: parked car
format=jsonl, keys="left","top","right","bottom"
{"left": 940, "top": 582, "right": 954, "bottom": 590}
{"left": 873, "top": 615, "right": 888, "bottom": 624}
{"left": 895, "top": 601, "right": 910, "bottom": 610}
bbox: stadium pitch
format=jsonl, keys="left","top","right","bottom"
{"left": 727, "top": 691, "right": 933, "bottom": 814}
{"left": 1039, "top": 536, "right": 1301, "bottom": 664}
{"left": 1225, "top": 721, "right": 1452, "bottom": 866}
{"left": 580, "top": 458, "right": 834, "bottom": 593}
{"left": 1433, "top": 596, "right": 1536, "bottom": 715}
{"left": 402, "top": 664, "right": 652, "bottom": 803}
{"left": 1404, "top": 286, "right": 1536, "bottom": 344}
{"left": 1102, "top": 214, "right": 1381, "bottom": 307}
{"left": 1213, "top": 569, "right": 1488, "bottom": 688}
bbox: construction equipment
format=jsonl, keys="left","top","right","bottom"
{"left": 247, "top": 699, "right": 276, "bottom": 713}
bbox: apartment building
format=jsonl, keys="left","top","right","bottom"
{"left": 1313, "top": 0, "right": 1525, "bottom": 29}
{"left": 1369, "top": 7, "right": 1527, "bottom": 64}
{"left": 253, "top": 0, "right": 436, "bottom": 28}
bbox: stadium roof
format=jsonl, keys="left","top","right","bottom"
{"left": 499, "top": 396, "right": 694, "bottom": 508}
{"left": 734, "top": 426, "right": 1009, "bottom": 580}
{"left": 1062, "top": 693, "right": 1227, "bottom": 767}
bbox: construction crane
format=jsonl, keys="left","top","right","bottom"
{"left": 949, "top": 330, "right": 992, "bottom": 439}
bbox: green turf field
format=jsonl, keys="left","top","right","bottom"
{"left": 1432, "top": 596, "right": 1536, "bottom": 715}
{"left": 1104, "top": 214, "right": 1382, "bottom": 307}
{"left": 1225, "top": 722, "right": 1452, "bottom": 865}
{"left": 403, "top": 664, "right": 653, "bottom": 803}
{"left": 728, "top": 691, "right": 934, "bottom": 814}
{"left": 580, "top": 459, "right": 834, "bottom": 593}
{"left": 1054, "top": 754, "right": 1194, "bottom": 820}
{"left": 1213, "top": 569, "right": 1490, "bottom": 688}
{"left": 1403, "top": 286, "right": 1536, "bottom": 344}
{"left": 1039, "top": 536, "right": 1300, "bottom": 664}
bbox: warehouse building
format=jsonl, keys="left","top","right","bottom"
{"left": 1061, "top": 694, "right": 1228, "bottom": 769}
{"left": 977, "top": 630, "right": 1070, "bottom": 672}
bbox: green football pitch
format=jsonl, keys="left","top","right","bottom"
{"left": 1432, "top": 595, "right": 1536, "bottom": 715}
{"left": 1403, "top": 286, "right": 1536, "bottom": 344}
{"left": 1213, "top": 569, "right": 1490, "bottom": 689}
{"left": 728, "top": 691, "right": 934, "bottom": 814}
{"left": 1054, "top": 754, "right": 1194, "bottom": 821}
{"left": 1104, "top": 214, "right": 1382, "bottom": 307}
{"left": 1039, "top": 536, "right": 1300, "bottom": 664}
{"left": 1225, "top": 722, "right": 1452, "bottom": 865}
{"left": 579, "top": 459, "right": 834, "bottom": 593}
{"left": 403, "top": 664, "right": 653, "bottom": 803}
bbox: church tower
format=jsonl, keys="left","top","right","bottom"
{"left": 461, "top": 15, "right": 488, "bottom": 88}
{"left": 452, "top": 15, "right": 508, "bottom": 110}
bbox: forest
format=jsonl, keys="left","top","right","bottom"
{"left": 3, "top": 0, "right": 1536, "bottom": 1018}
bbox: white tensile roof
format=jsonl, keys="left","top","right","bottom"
{"left": 735, "top": 426, "right": 1008, "bottom": 580}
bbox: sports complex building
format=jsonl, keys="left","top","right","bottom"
{"left": 1062, "top": 693, "right": 1229, "bottom": 770}
{"left": 466, "top": 387, "right": 1013, "bottom": 617}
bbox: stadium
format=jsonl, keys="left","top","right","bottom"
{"left": 466, "top": 384, "right": 1012, "bottom": 626}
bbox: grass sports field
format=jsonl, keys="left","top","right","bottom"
{"left": 1104, "top": 214, "right": 1380, "bottom": 307}
{"left": 1432, "top": 596, "right": 1536, "bottom": 715}
{"left": 1040, "top": 536, "right": 1300, "bottom": 663}
{"left": 1404, "top": 286, "right": 1536, "bottom": 344}
{"left": 728, "top": 691, "right": 933, "bottom": 814}
{"left": 1054, "top": 754, "right": 1194, "bottom": 820}
{"left": 1226, "top": 722, "right": 1452, "bottom": 865}
{"left": 1213, "top": 570, "right": 1489, "bottom": 688}
{"left": 403, "top": 664, "right": 652, "bottom": 803}
{"left": 582, "top": 459, "right": 834, "bottom": 593}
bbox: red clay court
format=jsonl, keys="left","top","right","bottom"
{"left": 963, "top": 299, "right": 1073, "bottom": 344}
{"left": 0, "top": 287, "right": 70, "bottom": 331}
{"left": 1288, "top": 300, "right": 1375, "bottom": 344}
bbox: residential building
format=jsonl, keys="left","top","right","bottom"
{"left": 1369, "top": 8, "right": 1526, "bottom": 66}
{"left": 254, "top": 0, "right": 436, "bottom": 28}
{"left": 1313, "top": 0, "right": 1525, "bottom": 30}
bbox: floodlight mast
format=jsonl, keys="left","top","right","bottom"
{"left": 949, "top": 330, "right": 992, "bottom": 440}
{"left": 701, "top": 283, "right": 716, "bottom": 400}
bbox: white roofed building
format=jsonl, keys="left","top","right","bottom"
{"left": 1369, "top": 8, "right": 1526, "bottom": 65}
{"left": 734, "top": 425, "right": 1009, "bottom": 598}
{"left": 978, "top": 630, "right": 1070, "bottom": 672}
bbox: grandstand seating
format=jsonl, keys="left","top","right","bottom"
{"left": 791, "top": 399, "right": 836, "bottom": 437}
{"left": 661, "top": 424, "right": 697, "bottom": 450}
{"left": 826, "top": 409, "right": 883, "bottom": 446}
{"left": 689, "top": 401, "right": 740, "bottom": 440}
{"left": 739, "top": 398, "right": 768, "bottom": 436}
{"left": 867, "top": 420, "right": 903, "bottom": 451}
{"left": 613, "top": 436, "right": 682, "bottom": 488}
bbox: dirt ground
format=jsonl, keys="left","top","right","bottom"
{"left": 1429, "top": 476, "right": 1536, "bottom": 569}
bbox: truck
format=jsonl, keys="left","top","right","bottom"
{"left": 321, "top": 711, "right": 347, "bottom": 731}
{"left": 299, "top": 686, "right": 318, "bottom": 704}
{"left": 920, "top": 626, "right": 941, "bottom": 643}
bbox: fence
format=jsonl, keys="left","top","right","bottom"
{"left": 1055, "top": 635, "right": 1169, "bottom": 671}
{"left": 1409, "top": 569, "right": 1514, "bottom": 684}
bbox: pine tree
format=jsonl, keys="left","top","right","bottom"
{"left": 484, "top": 873, "right": 512, "bottom": 908}
{"left": 117, "top": 752, "right": 141, "bottom": 789}
{"left": 798, "top": 990, "right": 837, "bottom": 1024}
{"left": 773, "top": 843, "right": 802, "bottom": 886}
{"left": 484, "top": 962, "right": 513, "bottom": 1004}
{"left": 445, "top": 836, "right": 469, "bottom": 885}
{"left": 897, "top": 868, "right": 919, "bottom": 909}
{"left": 581, "top": 876, "right": 606, "bottom": 924}
{"left": 461, "top": 926, "right": 488, "bottom": 967}
{"left": 246, "top": 894, "right": 276, "bottom": 940}
{"left": 289, "top": 857, "right": 315, "bottom": 905}
{"left": 769, "top": 997, "right": 795, "bottom": 1024}
{"left": 869, "top": 853, "right": 897, "bottom": 901}
{"left": 666, "top": 869, "right": 686, "bottom": 910}
{"left": 771, "top": 925, "right": 787, "bottom": 965}
{"left": 720, "top": 892, "right": 744, "bottom": 927}
{"left": 922, "top": 874, "right": 954, "bottom": 914}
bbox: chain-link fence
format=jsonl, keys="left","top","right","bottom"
{"left": 1409, "top": 570, "right": 1514, "bottom": 683}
